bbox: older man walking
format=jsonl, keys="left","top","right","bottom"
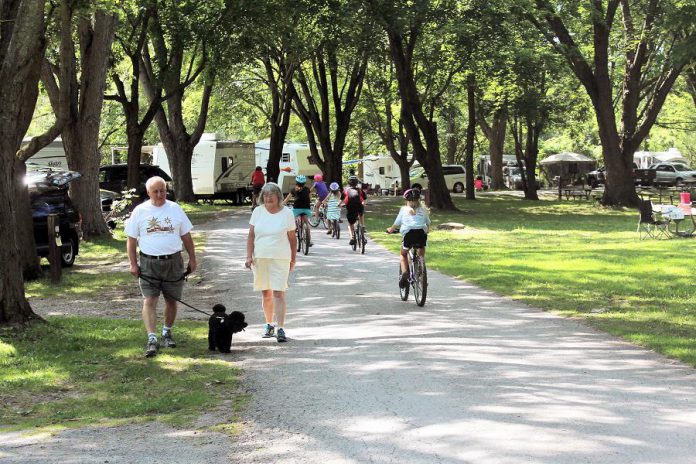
{"left": 126, "top": 176, "right": 197, "bottom": 357}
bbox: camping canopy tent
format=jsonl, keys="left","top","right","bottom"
{"left": 539, "top": 152, "right": 597, "bottom": 185}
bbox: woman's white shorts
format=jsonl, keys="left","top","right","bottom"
{"left": 253, "top": 257, "right": 291, "bottom": 291}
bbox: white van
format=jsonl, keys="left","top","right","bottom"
{"left": 409, "top": 164, "right": 466, "bottom": 193}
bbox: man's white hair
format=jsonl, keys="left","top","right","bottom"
{"left": 146, "top": 176, "right": 167, "bottom": 191}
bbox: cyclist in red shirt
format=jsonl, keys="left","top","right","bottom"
{"left": 251, "top": 166, "right": 265, "bottom": 210}
{"left": 340, "top": 176, "right": 366, "bottom": 245}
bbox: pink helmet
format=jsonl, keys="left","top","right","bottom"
{"left": 314, "top": 173, "right": 323, "bottom": 182}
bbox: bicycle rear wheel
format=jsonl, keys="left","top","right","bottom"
{"left": 302, "top": 221, "right": 310, "bottom": 255}
{"left": 296, "top": 220, "right": 303, "bottom": 252}
{"left": 413, "top": 254, "right": 427, "bottom": 307}
{"left": 399, "top": 265, "right": 409, "bottom": 301}
{"left": 334, "top": 220, "right": 340, "bottom": 239}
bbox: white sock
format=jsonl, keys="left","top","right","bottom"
{"left": 162, "top": 325, "right": 172, "bottom": 336}
{"left": 148, "top": 332, "right": 157, "bottom": 341}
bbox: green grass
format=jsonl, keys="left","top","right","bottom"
{"left": 367, "top": 194, "right": 696, "bottom": 366}
{"left": 0, "top": 317, "right": 241, "bottom": 432}
{"left": 25, "top": 203, "right": 233, "bottom": 300}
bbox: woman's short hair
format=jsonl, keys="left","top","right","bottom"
{"left": 259, "top": 182, "right": 283, "bottom": 205}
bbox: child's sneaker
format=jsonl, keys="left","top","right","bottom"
{"left": 276, "top": 328, "right": 287, "bottom": 343}
{"left": 262, "top": 323, "right": 275, "bottom": 338}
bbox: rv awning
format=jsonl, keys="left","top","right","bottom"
{"left": 539, "top": 152, "right": 596, "bottom": 164}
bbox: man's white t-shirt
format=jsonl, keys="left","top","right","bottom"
{"left": 125, "top": 200, "right": 193, "bottom": 256}
{"left": 249, "top": 206, "right": 296, "bottom": 260}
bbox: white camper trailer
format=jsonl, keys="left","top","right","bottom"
{"left": 255, "top": 140, "right": 319, "bottom": 194}
{"left": 361, "top": 155, "right": 401, "bottom": 191}
{"left": 153, "top": 134, "right": 256, "bottom": 204}
{"left": 24, "top": 138, "right": 69, "bottom": 170}
{"left": 634, "top": 148, "right": 687, "bottom": 168}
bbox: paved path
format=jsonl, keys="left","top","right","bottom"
{"left": 3, "top": 208, "right": 696, "bottom": 463}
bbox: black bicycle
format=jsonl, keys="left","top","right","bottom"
{"left": 352, "top": 223, "right": 366, "bottom": 254}
{"left": 388, "top": 230, "right": 427, "bottom": 306}
{"left": 295, "top": 215, "right": 310, "bottom": 255}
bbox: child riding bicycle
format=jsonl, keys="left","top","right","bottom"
{"left": 322, "top": 182, "right": 342, "bottom": 235}
{"left": 386, "top": 188, "right": 431, "bottom": 288}
{"left": 311, "top": 173, "right": 329, "bottom": 222}
{"left": 341, "top": 175, "right": 366, "bottom": 246}
{"left": 284, "top": 175, "right": 313, "bottom": 246}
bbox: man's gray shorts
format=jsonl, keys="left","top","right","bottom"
{"left": 139, "top": 252, "right": 185, "bottom": 300}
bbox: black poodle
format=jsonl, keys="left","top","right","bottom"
{"left": 208, "top": 304, "right": 247, "bottom": 353}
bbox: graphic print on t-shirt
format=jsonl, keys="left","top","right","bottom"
{"left": 146, "top": 216, "right": 175, "bottom": 234}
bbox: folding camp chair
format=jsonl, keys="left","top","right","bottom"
{"left": 637, "top": 199, "right": 670, "bottom": 240}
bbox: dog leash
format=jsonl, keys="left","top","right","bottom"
{"left": 138, "top": 270, "right": 213, "bottom": 317}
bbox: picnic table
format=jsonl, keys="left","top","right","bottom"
{"left": 561, "top": 187, "right": 593, "bottom": 200}
{"left": 654, "top": 204, "right": 696, "bottom": 238}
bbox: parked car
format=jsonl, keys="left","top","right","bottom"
{"left": 649, "top": 163, "right": 696, "bottom": 186}
{"left": 587, "top": 163, "right": 639, "bottom": 187}
{"left": 586, "top": 167, "right": 606, "bottom": 188}
{"left": 98, "top": 164, "right": 175, "bottom": 200}
{"left": 27, "top": 169, "right": 82, "bottom": 267}
{"left": 410, "top": 164, "right": 466, "bottom": 193}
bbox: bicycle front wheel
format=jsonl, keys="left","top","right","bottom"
{"left": 302, "top": 221, "right": 310, "bottom": 255}
{"left": 414, "top": 254, "right": 427, "bottom": 307}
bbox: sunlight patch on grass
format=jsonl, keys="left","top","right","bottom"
{"left": 0, "top": 318, "right": 242, "bottom": 432}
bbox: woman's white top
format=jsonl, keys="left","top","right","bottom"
{"left": 393, "top": 206, "right": 431, "bottom": 236}
{"left": 250, "top": 205, "right": 296, "bottom": 259}
{"left": 125, "top": 200, "right": 193, "bottom": 255}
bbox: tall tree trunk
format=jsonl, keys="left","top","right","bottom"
{"left": 0, "top": 0, "right": 47, "bottom": 325}
{"left": 465, "top": 76, "right": 476, "bottom": 200}
{"left": 357, "top": 129, "right": 364, "bottom": 181}
{"left": 522, "top": 122, "right": 540, "bottom": 201}
{"left": 445, "top": 105, "right": 457, "bottom": 165}
{"left": 13, "top": 160, "right": 42, "bottom": 279}
{"left": 55, "top": 9, "right": 117, "bottom": 237}
{"left": 262, "top": 55, "right": 295, "bottom": 185}
{"left": 153, "top": 84, "right": 212, "bottom": 202}
{"left": 387, "top": 30, "right": 455, "bottom": 210}
{"left": 479, "top": 109, "right": 506, "bottom": 190}
{"left": 292, "top": 47, "right": 367, "bottom": 185}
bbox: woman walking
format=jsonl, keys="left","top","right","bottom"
{"left": 245, "top": 183, "right": 297, "bottom": 342}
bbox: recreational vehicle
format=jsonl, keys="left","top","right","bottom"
{"left": 24, "top": 138, "right": 68, "bottom": 170}
{"left": 360, "top": 155, "right": 402, "bottom": 191}
{"left": 152, "top": 134, "right": 256, "bottom": 204}
{"left": 255, "top": 140, "right": 320, "bottom": 194}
